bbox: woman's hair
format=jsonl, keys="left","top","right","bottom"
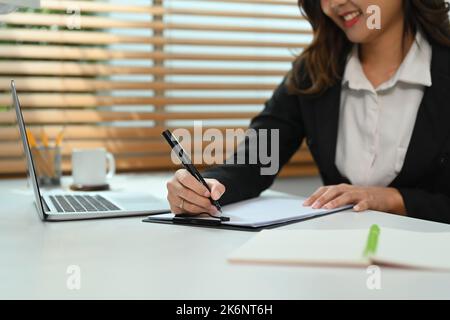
{"left": 287, "top": 0, "right": 450, "bottom": 95}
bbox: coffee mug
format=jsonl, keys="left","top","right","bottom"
{"left": 72, "top": 148, "right": 115, "bottom": 186}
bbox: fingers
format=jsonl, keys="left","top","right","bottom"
{"left": 168, "top": 193, "right": 183, "bottom": 215}
{"left": 304, "top": 184, "right": 351, "bottom": 209}
{"left": 311, "top": 186, "right": 347, "bottom": 209}
{"left": 322, "top": 192, "right": 358, "bottom": 209}
{"left": 175, "top": 169, "right": 210, "bottom": 197}
{"left": 305, "top": 184, "right": 374, "bottom": 212}
{"left": 167, "top": 180, "right": 215, "bottom": 214}
{"left": 167, "top": 169, "right": 226, "bottom": 215}
{"left": 167, "top": 193, "right": 216, "bottom": 215}
{"left": 206, "top": 179, "right": 226, "bottom": 200}
{"left": 178, "top": 186, "right": 213, "bottom": 211}
{"left": 303, "top": 186, "right": 328, "bottom": 207}
{"left": 353, "top": 200, "right": 369, "bottom": 212}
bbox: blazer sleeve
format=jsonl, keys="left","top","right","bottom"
{"left": 398, "top": 188, "right": 450, "bottom": 224}
{"left": 202, "top": 78, "right": 305, "bottom": 205}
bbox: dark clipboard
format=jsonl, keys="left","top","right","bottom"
{"left": 142, "top": 210, "right": 340, "bottom": 232}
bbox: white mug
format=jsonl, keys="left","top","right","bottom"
{"left": 71, "top": 148, "right": 115, "bottom": 186}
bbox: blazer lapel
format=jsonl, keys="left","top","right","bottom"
{"left": 391, "top": 44, "right": 450, "bottom": 187}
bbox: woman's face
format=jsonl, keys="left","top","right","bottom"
{"left": 320, "top": 0, "right": 404, "bottom": 43}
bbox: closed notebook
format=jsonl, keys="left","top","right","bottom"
{"left": 228, "top": 225, "right": 450, "bottom": 271}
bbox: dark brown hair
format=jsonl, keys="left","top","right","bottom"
{"left": 287, "top": 0, "right": 450, "bottom": 95}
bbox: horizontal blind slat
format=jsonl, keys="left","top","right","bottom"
{"left": 0, "top": 159, "right": 317, "bottom": 176}
{"left": 0, "top": 29, "right": 308, "bottom": 48}
{"left": 0, "top": 140, "right": 313, "bottom": 160}
{"left": 40, "top": 1, "right": 302, "bottom": 19}
{"left": 1, "top": 13, "right": 310, "bottom": 35}
{"left": 0, "top": 45, "right": 296, "bottom": 62}
{"left": 194, "top": 0, "right": 298, "bottom": 5}
{"left": 0, "top": 111, "right": 258, "bottom": 124}
{"left": 0, "top": 62, "right": 287, "bottom": 76}
{"left": 41, "top": 0, "right": 160, "bottom": 14}
{"left": 0, "top": 78, "right": 279, "bottom": 92}
{"left": 0, "top": 94, "right": 268, "bottom": 107}
{"left": 1, "top": 125, "right": 271, "bottom": 140}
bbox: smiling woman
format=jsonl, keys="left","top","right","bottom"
{"left": 167, "top": 0, "right": 450, "bottom": 224}
{"left": 288, "top": 0, "right": 450, "bottom": 94}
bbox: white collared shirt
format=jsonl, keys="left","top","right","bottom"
{"left": 335, "top": 31, "right": 432, "bottom": 187}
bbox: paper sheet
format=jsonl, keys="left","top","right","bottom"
{"left": 222, "top": 196, "right": 350, "bottom": 227}
{"left": 148, "top": 195, "right": 352, "bottom": 228}
{"left": 228, "top": 229, "right": 369, "bottom": 267}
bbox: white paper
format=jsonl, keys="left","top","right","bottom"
{"left": 374, "top": 228, "right": 450, "bottom": 271}
{"left": 228, "top": 229, "right": 369, "bottom": 267}
{"left": 222, "top": 196, "right": 350, "bottom": 227}
{"left": 148, "top": 195, "right": 351, "bottom": 228}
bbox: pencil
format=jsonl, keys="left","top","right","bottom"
{"left": 27, "top": 129, "right": 53, "bottom": 178}
{"left": 26, "top": 129, "right": 37, "bottom": 148}
{"left": 40, "top": 128, "right": 49, "bottom": 148}
{"left": 55, "top": 127, "right": 65, "bottom": 147}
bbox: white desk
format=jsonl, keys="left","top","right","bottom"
{"left": 1, "top": 173, "right": 450, "bottom": 299}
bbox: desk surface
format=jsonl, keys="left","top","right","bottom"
{"left": 1, "top": 173, "right": 450, "bottom": 299}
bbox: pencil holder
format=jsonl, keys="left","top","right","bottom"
{"left": 31, "top": 146, "right": 62, "bottom": 187}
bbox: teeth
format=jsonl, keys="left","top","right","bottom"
{"left": 343, "top": 11, "right": 361, "bottom": 21}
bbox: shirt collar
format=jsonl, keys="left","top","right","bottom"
{"left": 342, "top": 31, "right": 433, "bottom": 92}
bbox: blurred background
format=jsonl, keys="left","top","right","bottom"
{"left": 0, "top": 0, "right": 316, "bottom": 178}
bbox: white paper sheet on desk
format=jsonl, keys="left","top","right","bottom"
{"left": 148, "top": 195, "right": 352, "bottom": 228}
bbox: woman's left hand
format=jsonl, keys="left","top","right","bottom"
{"left": 303, "top": 184, "right": 406, "bottom": 215}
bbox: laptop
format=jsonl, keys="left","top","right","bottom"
{"left": 11, "top": 80, "right": 170, "bottom": 221}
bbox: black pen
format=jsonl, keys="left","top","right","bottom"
{"left": 162, "top": 129, "right": 224, "bottom": 215}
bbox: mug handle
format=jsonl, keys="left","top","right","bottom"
{"left": 106, "top": 152, "right": 116, "bottom": 179}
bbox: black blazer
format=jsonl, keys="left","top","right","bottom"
{"left": 203, "top": 42, "right": 450, "bottom": 224}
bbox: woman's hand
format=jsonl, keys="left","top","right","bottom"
{"left": 303, "top": 184, "right": 406, "bottom": 215}
{"left": 166, "top": 169, "right": 226, "bottom": 215}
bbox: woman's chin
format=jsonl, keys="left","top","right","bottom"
{"left": 343, "top": 28, "right": 377, "bottom": 44}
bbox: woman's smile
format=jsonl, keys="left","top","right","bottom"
{"left": 341, "top": 10, "right": 363, "bottom": 28}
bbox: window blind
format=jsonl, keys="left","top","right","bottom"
{"left": 0, "top": 0, "right": 317, "bottom": 176}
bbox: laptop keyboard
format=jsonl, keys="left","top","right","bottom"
{"left": 49, "top": 195, "right": 121, "bottom": 213}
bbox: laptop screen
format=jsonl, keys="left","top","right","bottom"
{"left": 11, "top": 80, "right": 47, "bottom": 220}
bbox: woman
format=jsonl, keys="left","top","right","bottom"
{"left": 166, "top": 0, "right": 450, "bottom": 224}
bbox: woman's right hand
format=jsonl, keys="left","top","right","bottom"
{"left": 166, "top": 169, "right": 226, "bottom": 215}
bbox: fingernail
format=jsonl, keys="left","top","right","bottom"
{"left": 354, "top": 205, "right": 360, "bottom": 211}
{"left": 312, "top": 201, "right": 320, "bottom": 209}
{"left": 213, "top": 191, "right": 221, "bottom": 200}
{"left": 210, "top": 205, "right": 218, "bottom": 213}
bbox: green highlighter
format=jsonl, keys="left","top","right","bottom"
{"left": 363, "top": 224, "right": 380, "bottom": 258}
